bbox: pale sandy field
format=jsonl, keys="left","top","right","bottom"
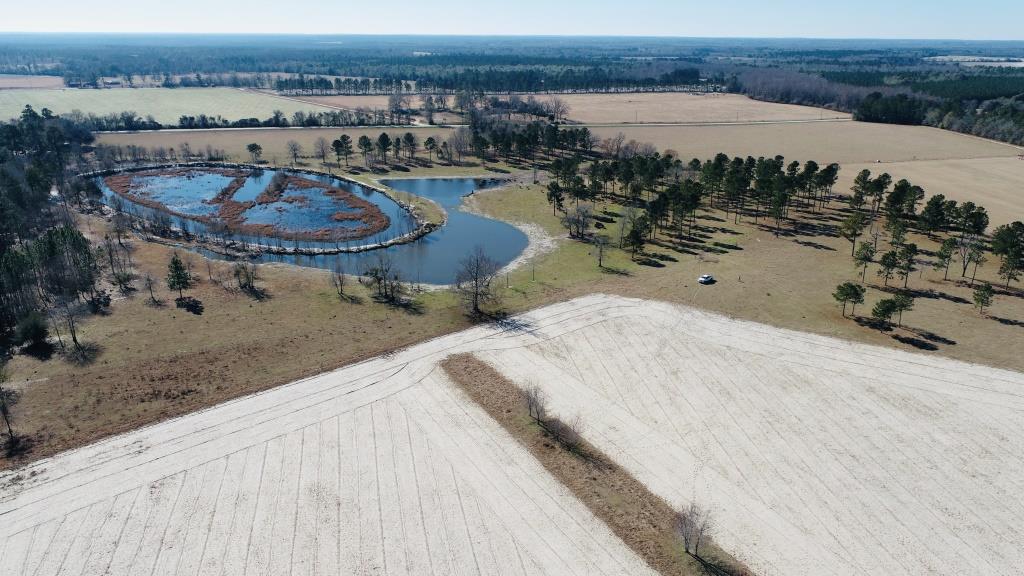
{"left": 0, "top": 87, "right": 336, "bottom": 123}
{"left": 596, "top": 122, "right": 1023, "bottom": 164}
{"left": 535, "top": 92, "right": 850, "bottom": 124}
{"left": 840, "top": 157, "right": 1024, "bottom": 226}
{"left": 0, "top": 75, "right": 64, "bottom": 90}
{"left": 0, "top": 297, "right": 659, "bottom": 576}
{"left": 3, "top": 295, "right": 1022, "bottom": 576}
{"left": 298, "top": 94, "right": 395, "bottom": 110}
{"left": 477, "top": 295, "right": 1024, "bottom": 576}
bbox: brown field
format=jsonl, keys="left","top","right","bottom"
{"left": 841, "top": 157, "right": 1024, "bottom": 226}
{"left": 296, "top": 94, "right": 395, "bottom": 110}
{"left": 539, "top": 92, "right": 850, "bottom": 124}
{"left": 0, "top": 74, "right": 64, "bottom": 90}
{"left": 598, "top": 121, "right": 1022, "bottom": 164}
{"left": 97, "top": 126, "right": 455, "bottom": 164}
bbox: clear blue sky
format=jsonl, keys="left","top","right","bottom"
{"left": 4, "top": 0, "right": 1022, "bottom": 40}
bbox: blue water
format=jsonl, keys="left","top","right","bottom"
{"left": 236, "top": 178, "right": 529, "bottom": 284}
{"left": 100, "top": 170, "right": 528, "bottom": 285}
{"left": 98, "top": 168, "right": 417, "bottom": 243}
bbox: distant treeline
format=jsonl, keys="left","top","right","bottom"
{"left": 61, "top": 107, "right": 412, "bottom": 132}
{"left": 732, "top": 68, "right": 1024, "bottom": 145}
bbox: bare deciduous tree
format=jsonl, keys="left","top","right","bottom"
{"left": 331, "top": 259, "right": 347, "bottom": 298}
{"left": 522, "top": 385, "right": 548, "bottom": 424}
{"left": 454, "top": 246, "right": 501, "bottom": 316}
{"left": 676, "top": 502, "right": 714, "bottom": 558}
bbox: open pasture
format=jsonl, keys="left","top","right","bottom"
{"left": 0, "top": 74, "right": 63, "bottom": 90}
{"left": 0, "top": 297, "right": 659, "bottom": 576}
{"left": 545, "top": 92, "right": 850, "bottom": 124}
{"left": 0, "top": 87, "right": 336, "bottom": 123}
{"left": 598, "top": 121, "right": 1022, "bottom": 164}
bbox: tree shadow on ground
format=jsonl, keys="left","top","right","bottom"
{"left": 635, "top": 256, "right": 666, "bottom": 268}
{"left": 992, "top": 315, "right": 1024, "bottom": 328}
{"left": 175, "top": 296, "right": 204, "bottom": 315}
{"left": 599, "top": 265, "right": 631, "bottom": 276}
{"left": 3, "top": 435, "right": 33, "bottom": 459}
{"left": 485, "top": 311, "right": 536, "bottom": 334}
{"left": 21, "top": 341, "right": 55, "bottom": 361}
{"left": 875, "top": 285, "right": 969, "bottom": 305}
{"left": 892, "top": 334, "right": 939, "bottom": 351}
{"left": 793, "top": 239, "right": 835, "bottom": 251}
{"left": 905, "top": 326, "right": 957, "bottom": 345}
{"left": 373, "top": 295, "right": 424, "bottom": 315}
{"left": 62, "top": 342, "right": 103, "bottom": 366}
{"left": 854, "top": 316, "right": 893, "bottom": 332}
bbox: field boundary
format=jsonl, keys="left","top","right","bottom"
{"left": 441, "top": 352, "right": 750, "bottom": 576}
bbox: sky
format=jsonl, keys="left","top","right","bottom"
{"left": 3, "top": 0, "right": 1023, "bottom": 40}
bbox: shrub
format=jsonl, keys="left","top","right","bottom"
{"left": 14, "top": 312, "right": 48, "bottom": 346}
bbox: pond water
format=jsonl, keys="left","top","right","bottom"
{"left": 228, "top": 178, "right": 529, "bottom": 284}
{"left": 100, "top": 170, "right": 529, "bottom": 285}
{"left": 97, "top": 168, "right": 419, "bottom": 244}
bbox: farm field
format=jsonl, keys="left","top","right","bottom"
{"left": 296, "top": 94, "right": 394, "bottom": 110}
{"left": 540, "top": 92, "right": 851, "bottom": 124}
{"left": 597, "top": 121, "right": 1023, "bottom": 164}
{"left": 0, "top": 74, "right": 63, "bottom": 89}
{"left": 841, "top": 156, "right": 1024, "bottom": 226}
{"left": 0, "top": 297, "right": 660, "bottom": 576}
{"left": 5, "top": 294, "right": 1021, "bottom": 575}
{"left": 0, "top": 87, "right": 336, "bottom": 123}
{"left": 97, "top": 126, "right": 455, "bottom": 164}
{"left": 473, "top": 295, "right": 1024, "bottom": 576}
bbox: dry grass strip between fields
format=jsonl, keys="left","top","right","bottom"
{"left": 441, "top": 353, "right": 751, "bottom": 576}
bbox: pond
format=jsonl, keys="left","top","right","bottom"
{"left": 98, "top": 169, "right": 529, "bottom": 285}
{"left": 228, "top": 178, "right": 529, "bottom": 284}
{"left": 98, "top": 167, "right": 417, "bottom": 243}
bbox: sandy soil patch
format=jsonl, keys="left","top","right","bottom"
{"left": 536, "top": 93, "right": 849, "bottom": 124}
{"left": 0, "top": 75, "right": 63, "bottom": 90}
{"left": 840, "top": 156, "right": 1024, "bottom": 226}
{"left": 0, "top": 297, "right": 661, "bottom": 576}
{"left": 473, "top": 295, "right": 1024, "bottom": 576}
{"left": 595, "top": 121, "right": 1022, "bottom": 164}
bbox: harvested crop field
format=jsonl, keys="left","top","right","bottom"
{"left": 294, "top": 94, "right": 394, "bottom": 110}
{"left": 596, "top": 121, "right": 1023, "bottom": 164}
{"left": 0, "top": 87, "right": 336, "bottom": 123}
{"left": 3, "top": 294, "right": 1022, "bottom": 575}
{"left": 97, "top": 126, "right": 455, "bottom": 164}
{"left": 841, "top": 156, "right": 1024, "bottom": 226}
{"left": 0, "top": 75, "right": 63, "bottom": 90}
{"left": 541, "top": 93, "right": 850, "bottom": 124}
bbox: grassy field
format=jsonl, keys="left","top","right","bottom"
{"left": 538, "top": 92, "right": 850, "bottom": 124}
{"left": 595, "top": 121, "right": 1022, "bottom": 163}
{"left": 0, "top": 74, "right": 64, "bottom": 89}
{"left": 0, "top": 87, "right": 337, "bottom": 123}
{"left": 5, "top": 156, "right": 1022, "bottom": 470}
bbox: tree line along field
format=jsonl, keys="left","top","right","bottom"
{"left": 0, "top": 87, "right": 338, "bottom": 124}
{"left": 532, "top": 92, "right": 851, "bottom": 125}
